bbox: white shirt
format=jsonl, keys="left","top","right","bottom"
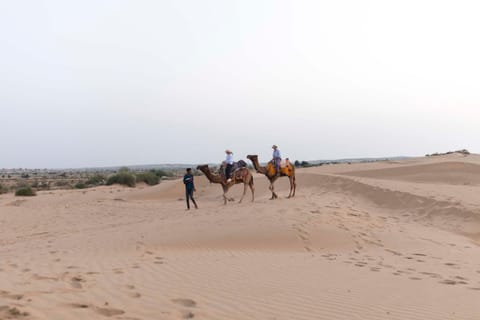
{"left": 226, "top": 153, "right": 234, "bottom": 165}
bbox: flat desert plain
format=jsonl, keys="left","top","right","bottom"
{"left": 1, "top": 153, "right": 480, "bottom": 319}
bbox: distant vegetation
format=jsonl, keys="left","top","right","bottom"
{"left": 74, "top": 182, "right": 87, "bottom": 189}
{"left": 106, "top": 168, "right": 137, "bottom": 187}
{"left": 85, "top": 174, "right": 106, "bottom": 186}
{"left": 135, "top": 171, "right": 160, "bottom": 186}
{"left": 106, "top": 167, "right": 173, "bottom": 187}
{"left": 0, "top": 166, "right": 178, "bottom": 194}
{"left": 294, "top": 160, "right": 313, "bottom": 168}
{"left": 0, "top": 183, "right": 8, "bottom": 194}
{"left": 426, "top": 149, "right": 470, "bottom": 157}
{"left": 15, "top": 186, "right": 36, "bottom": 196}
{"left": 150, "top": 169, "right": 172, "bottom": 178}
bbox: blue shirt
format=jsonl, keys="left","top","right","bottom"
{"left": 273, "top": 149, "right": 281, "bottom": 159}
{"left": 183, "top": 174, "right": 195, "bottom": 191}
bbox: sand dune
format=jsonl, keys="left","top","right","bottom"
{"left": 340, "top": 161, "right": 480, "bottom": 185}
{"left": 1, "top": 155, "right": 480, "bottom": 319}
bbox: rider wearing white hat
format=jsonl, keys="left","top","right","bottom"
{"left": 225, "top": 149, "right": 234, "bottom": 182}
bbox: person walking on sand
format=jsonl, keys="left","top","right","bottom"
{"left": 183, "top": 168, "right": 198, "bottom": 210}
{"left": 272, "top": 145, "right": 281, "bottom": 176}
{"left": 225, "top": 149, "right": 234, "bottom": 183}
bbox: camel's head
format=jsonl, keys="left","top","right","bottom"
{"left": 246, "top": 155, "right": 257, "bottom": 161}
{"left": 196, "top": 165, "right": 208, "bottom": 171}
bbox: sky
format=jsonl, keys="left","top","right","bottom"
{"left": 1, "top": 0, "right": 479, "bottom": 168}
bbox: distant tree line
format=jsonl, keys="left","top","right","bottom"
{"left": 0, "top": 167, "right": 176, "bottom": 196}
{"left": 426, "top": 149, "right": 470, "bottom": 157}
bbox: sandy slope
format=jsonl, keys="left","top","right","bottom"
{"left": 1, "top": 153, "right": 480, "bottom": 319}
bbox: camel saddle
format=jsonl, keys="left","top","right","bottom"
{"left": 231, "top": 167, "right": 249, "bottom": 180}
{"left": 220, "top": 160, "right": 248, "bottom": 182}
{"left": 232, "top": 160, "right": 247, "bottom": 171}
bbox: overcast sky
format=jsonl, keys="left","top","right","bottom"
{"left": 1, "top": 0, "right": 479, "bottom": 168}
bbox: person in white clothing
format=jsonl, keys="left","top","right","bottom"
{"left": 225, "top": 149, "right": 234, "bottom": 182}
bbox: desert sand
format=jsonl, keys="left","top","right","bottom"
{"left": 1, "top": 153, "right": 480, "bottom": 319}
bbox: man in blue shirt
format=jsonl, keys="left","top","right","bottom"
{"left": 272, "top": 145, "right": 281, "bottom": 176}
{"left": 183, "top": 168, "right": 198, "bottom": 210}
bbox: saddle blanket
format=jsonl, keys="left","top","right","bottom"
{"left": 280, "top": 159, "right": 290, "bottom": 168}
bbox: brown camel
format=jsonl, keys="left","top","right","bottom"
{"left": 246, "top": 155, "right": 296, "bottom": 199}
{"left": 196, "top": 164, "right": 254, "bottom": 205}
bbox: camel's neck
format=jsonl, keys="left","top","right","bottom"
{"left": 250, "top": 157, "right": 267, "bottom": 175}
{"left": 199, "top": 167, "right": 223, "bottom": 184}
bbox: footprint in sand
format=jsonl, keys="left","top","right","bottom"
{"left": 180, "top": 311, "right": 195, "bottom": 319}
{"left": 355, "top": 262, "right": 367, "bottom": 267}
{"left": 0, "top": 306, "right": 29, "bottom": 319}
{"left": 444, "top": 262, "right": 460, "bottom": 269}
{"left": 69, "top": 303, "right": 89, "bottom": 309}
{"left": 172, "top": 299, "right": 197, "bottom": 319}
{"left": 419, "top": 272, "right": 442, "bottom": 279}
{"left": 172, "top": 298, "right": 197, "bottom": 308}
{"left": 113, "top": 269, "right": 124, "bottom": 274}
{"left": 94, "top": 306, "right": 125, "bottom": 317}
{"left": 32, "top": 273, "right": 58, "bottom": 281}
{"left": 68, "top": 303, "right": 125, "bottom": 317}
{"left": 304, "top": 246, "right": 313, "bottom": 253}
{"left": 154, "top": 257, "right": 165, "bottom": 265}
{"left": 124, "top": 285, "right": 141, "bottom": 298}
{"left": 440, "top": 279, "right": 458, "bottom": 285}
{"left": 0, "top": 291, "right": 24, "bottom": 301}
{"left": 70, "top": 276, "right": 86, "bottom": 289}
{"left": 385, "top": 249, "right": 402, "bottom": 256}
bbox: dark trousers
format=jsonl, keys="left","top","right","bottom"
{"left": 186, "top": 189, "right": 197, "bottom": 209}
{"left": 226, "top": 164, "right": 233, "bottom": 179}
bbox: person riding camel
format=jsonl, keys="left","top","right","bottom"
{"left": 272, "top": 145, "right": 281, "bottom": 176}
{"left": 225, "top": 149, "right": 234, "bottom": 182}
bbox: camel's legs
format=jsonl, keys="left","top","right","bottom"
{"left": 269, "top": 183, "right": 278, "bottom": 200}
{"left": 239, "top": 182, "right": 248, "bottom": 203}
{"left": 222, "top": 185, "right": 229, "bottom": 205}
{"left": 291, "top": 176, "right": 296, "bottom": 197}
{"left": 287, "top": 176, "right": 294, "bottom": 198}
{"left": 250, "top": 179, "right": 255, "bottom": 202}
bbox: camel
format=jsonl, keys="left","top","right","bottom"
{"left": 246, "top": 155, "right": 296, "bottom": 199}
{"left": 196, "top": 164, "right": 254, "bottom": 205}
